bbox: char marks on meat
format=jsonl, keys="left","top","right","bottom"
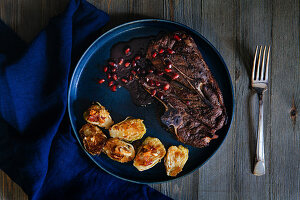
{"left": 142, "top": 31, "right": 227, "bottom": 148}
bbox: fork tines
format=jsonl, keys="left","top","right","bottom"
{"left": 252, "top": 46, "right": 270, "bottom": 82}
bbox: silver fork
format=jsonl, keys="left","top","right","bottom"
{"left": 251, "top": 46, "right": 270, "bottom": 176}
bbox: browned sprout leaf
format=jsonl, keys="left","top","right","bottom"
{"left": 133, "top": 137, "right": 166, "bottom": 171}
{"left": 79, "top": 123, "right": 107, "bottom": 156}
{"left": 103, "top": 138, "right": 135, "bottom": 163}
{"left": 83, "top": 102, "right": 114, "bottom": 129}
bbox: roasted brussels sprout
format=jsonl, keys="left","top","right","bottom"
{"left": 164, "top": 145, "right": 189, "bottom": 177}
{"left": 79, "top": 123, "right": 107, "bottom": 155}
{"left": 103, "top": 138, "right": 135, "bottom": 163}
{"left": 83, "top": 102, "right": 114, "bottom": 129}
{"left": 109, "top": 118, "right": 146, "bottom": 142}
{"left": 133, "top": 137, "right": 166, "bottom": 171}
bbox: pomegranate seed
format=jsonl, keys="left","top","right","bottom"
{"left": 109, "top": 61, "right": 116, "bottom": 67}
{"left": 98, "top": 79, "right": 105, "bottom": 84}
{"left": 166, "top": 63, "right": 172, "bottom": 69}
{"left": 111, "top": 67, "right": 117, "bottom": 72}
{"left": 121, "top": 78, "right": 128, "bottom": 83}
{"left": 157, "top": 71, "right": 164, "bottom": 76}
{"left": 173, "top": 34, "right": 181, "bottom": 41}
{"left": 149, "top": 80, "right": 155, "bottom": 86}
{"left": 111, "top": 85, "right": 117, "bottom": 92}
{"left": 167, "top": 48, "right": 175, "bottom": 54}
{"left": 155, "top": 81, "right": 161, "bottom": 87}
{"left": 159, "top": 48, "right": 164, "bottom": 54}
{"left": 157, "top": 92, "right": 164, "bottom": 100}
{"left": 131, "top": 70, "right": 136, "bottom": 75}
{"left": 132, "top": 60, "right": 136, "bottom": 67}
{"left": 148, "top": 69, "right": 154, "bottom": 73}
{"left": 118, "top": 58, "right": 124, "bottom": 65}
{"left": 108, "top": 81, "right": 114, "bottom": 87}
{"left": 107, "top": 73, "right": 112, "bottom": 79}
{"left": 172, "top": 73, "right": 179, "bottom": 80}
{"left": 124, "top": 62, "right": 130, "bottom": 68}
{"left": 152, "top": 52, "right": 158, "bottom": 58}
{"left": 212, "top": 135, "right": 219, "bottom": 139}
{"left": 164, "top": 68, "right": 172, "bottom": 73}
{"left": 112, "top": 74, "right": 118, "bottom": 81}
{"left": 186, "top": 101, "right": 191, "bottom": 105}
{"left": 124, "top": 47, "right": 131, "bottom": 56}
{"left": 129, "top": 75, "right": 133, "bottom": 81}
{"left": 103, "top": 66, "right": 108, "bottom": 73}
{"left": 146, "top": 77, "right": 150, "bottom": 82}
{"left": 163, "top": 83, "right": 170, "bottom": 91}
{"left": 135, "top": 56, "right": 141, "bottom": 60}
{"left": 151, "top": 89, "right": 157, "bottom": 97}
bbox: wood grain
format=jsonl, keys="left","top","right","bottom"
{"left": 269, "top": 0, "right": 300, "bottom": 199}
{"left": 234, "top": 1, "right": 272, "bottom": 199}
{"left": 0, "top": 0, "right": 299, "bottom": 199}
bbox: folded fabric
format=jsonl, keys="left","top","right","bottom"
{"left": 0, "top": 0, "right": 170, "bottom": 199}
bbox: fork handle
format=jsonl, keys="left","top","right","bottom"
{"left": 253, "top": 93, "right": 265, "bottom": 176}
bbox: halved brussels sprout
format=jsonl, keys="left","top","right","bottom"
{"left": 164, "top": 145, "right": 189, "bottom": 177}
{"left": 109, "top": 118, "right": 146, "bottom": 142}
{"left": 79, "top": 123, "right": 107, "bottom": 156}
{"left": 103, "top": 138, "right": 135, "bottom": 163}
{"left": 133, "top": 137, "right": 166, "bottom": 171}
{"left": 83, "top": 102, "right": 114, "bottom": 129}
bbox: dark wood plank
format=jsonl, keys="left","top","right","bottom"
{"left": 233, "top": 0, "right": 272, "bottom": 199}
{"left": 0, "top": 171, "right": 27, "bottom": 200}
{"left": 269, "top": 0, "right": 300, "bottom": 199}
{"left": 196, "top": 0, "right": 237, "bottom": 199}
{"left": 0, "top": 0, "right": 69, "bottom": 42}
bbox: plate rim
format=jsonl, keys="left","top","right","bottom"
{"left": 68, "top": 18, "right": 235, "bottom": 184}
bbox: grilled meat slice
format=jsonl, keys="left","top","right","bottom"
{"left": 142, "top": 31, "right": 226, "bottom": 148}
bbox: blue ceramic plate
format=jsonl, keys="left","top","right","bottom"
{"left": 68, "top": 19, "right": 234, "bottom": 183}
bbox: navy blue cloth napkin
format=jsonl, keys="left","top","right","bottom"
{"left": 0, "top": 0, "right": 171, "bottom": 199}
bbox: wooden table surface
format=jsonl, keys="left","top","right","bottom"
{"left": 0, "top": 0, "right": 299, "bottom": 199}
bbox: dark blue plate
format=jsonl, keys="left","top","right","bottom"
{"left": 68, "top": 19, "right": 234, "bottom": 183}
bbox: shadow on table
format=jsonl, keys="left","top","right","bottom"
{"left": 248, "top": 91, "right": 258, "bottom": 172}
{"left": 235, "top": 41, "right": 258, "bottom": 173}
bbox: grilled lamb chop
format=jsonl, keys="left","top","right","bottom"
{"left": 141, "top": 31, "right": 226, "bottom": 148}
